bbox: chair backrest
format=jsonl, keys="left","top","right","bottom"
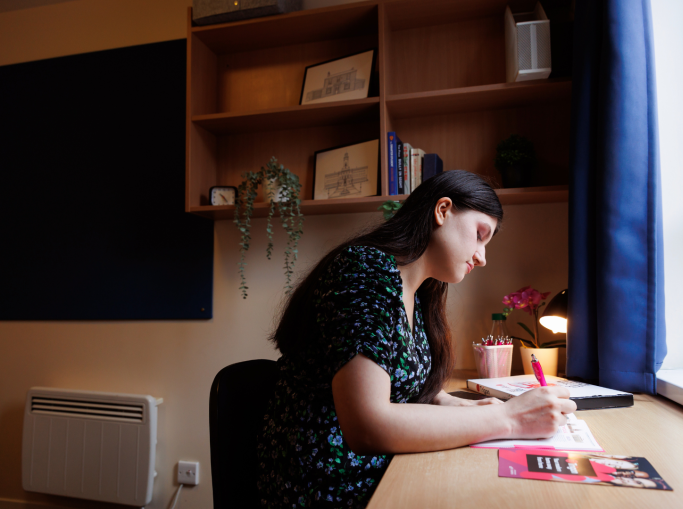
{"left": 209, "top": 359, "right": 279, "bottom": 509}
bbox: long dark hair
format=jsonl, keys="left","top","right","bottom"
{"left": 271, "top": 170, "right": 504, "bottom": 403}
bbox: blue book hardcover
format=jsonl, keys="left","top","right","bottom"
{"left": 423, "top": 153, "right": 443, "bottom": 181}
{"left": 388, "top": 132, "right": 399, "bottom": 195}
{"left": 397, "top": 138, "right": 404, "bottom": 195}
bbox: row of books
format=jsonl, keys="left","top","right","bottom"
{"left": 388, "top": 132, "right": 443, "bottom": 195}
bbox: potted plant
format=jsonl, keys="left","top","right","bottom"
{"left": 234, "top": 157, "right": 304, "bottom": 299}
{"left": 502, "top": 286, "right": 566, "bottom": 376}
{"left": 494, "top": 134, "right": 537, "bottom": 188}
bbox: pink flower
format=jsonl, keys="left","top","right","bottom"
{"left": 502, "top": 287, "right": 551, "bottom": 316}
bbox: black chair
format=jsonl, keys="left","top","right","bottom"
{"left": 209, "top": 359, "right": 279, "bottom": 509}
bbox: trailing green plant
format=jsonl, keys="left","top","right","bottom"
{"left": 234, "top": 157, "right": 304, "bottom": 299}
{"left": 494, "top": 134, "right": 537, "bottom": 170}
{"left": 378, "top": 200, "right": 402, "bottom": 220}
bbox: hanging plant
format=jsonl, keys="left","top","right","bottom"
{"left": 378, "top": 200, "right": 402, "bottom": 220}
{"left": 233, "top": 157, "right": 304, "bottom": 299}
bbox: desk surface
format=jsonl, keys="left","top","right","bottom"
{"left": 368, "top": 370, "right": 683, "bottom": 509}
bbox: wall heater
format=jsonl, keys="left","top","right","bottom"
{"left": 22, "top": 387, "right": 162, "bottom": 507}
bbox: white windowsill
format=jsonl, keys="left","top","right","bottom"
{"left": 657, "top": 369, "right": 683, "bottom": 406}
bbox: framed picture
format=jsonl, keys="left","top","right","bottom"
{"left": 312, "top": 139, "right": 379, "bottom": 200}
{"left": 299, "top": 49, "right": 377, "bottom": 106}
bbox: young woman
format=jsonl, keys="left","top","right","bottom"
{"left": 257, "top": 170, "right": 576, "bottom": 508}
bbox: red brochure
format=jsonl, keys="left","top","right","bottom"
{"left": 499, "top": 449, "right": 672, "bottom": 490}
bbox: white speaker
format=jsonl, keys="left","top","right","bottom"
{"left": 505, "top": 3, "right": 552, "bottom": 83}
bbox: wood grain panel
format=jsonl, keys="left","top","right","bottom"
{"left": 215, "top": 120, "right": 381, "bottom": 203}
{"left": 189, "top": 123, "right": 218, "bottom": 207}
{"left": 388, "top": 15, "right": 506, "bottom": 95}
{"left": 368, "top": 370, "right": 683, "bottom": 509}
{"left": 192, "top": 1, "right": 379, "bottom": 54}
{"left": 391, "top": 102, "right": 572, "bottom": 188}
{"left": 190, "top": 34, "right": 217, "bottom": 116}
{"left": 216, "top": 34, "right": 378, "bottom": 113}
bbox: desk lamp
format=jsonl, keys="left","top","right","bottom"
{"left": 539, "top": 289, "right": 568, "bottom": 334}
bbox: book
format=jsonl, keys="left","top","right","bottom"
{"left": 472, "top": 412, "right": 603, "bottom": 452}
{"left": 397, "top": 137, "right": 404, "bottom": 195}
{"left": 499, "top": 449, "right": 672, "bottom": 490}
{"left": 402, "top": 143, "right": 412, "bottom": 194}
{"left": 410, "top": 148, "right": 425, "bottom": 191}
{"left": 387, "top": 132, "right": 399, "bottom": 195}
{"left": 467, "top": 374, "right": 634, "bottom": 410}
{"left": 423, "top": 153, "right": 443, "bottom": 181}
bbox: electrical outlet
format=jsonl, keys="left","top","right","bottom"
{"left": 177, "top": 461, "right": 199, "bottom": 485}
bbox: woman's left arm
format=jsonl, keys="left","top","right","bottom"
{"left": 431, "top": 389, "right": 503, "bottom": 407}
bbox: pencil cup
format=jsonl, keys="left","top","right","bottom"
{"left": 472, "top": 344, "right": 513, "bottom": 378}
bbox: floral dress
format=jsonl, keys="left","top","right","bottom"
{"left": 256, "top": 246, "right": 432, "bottom": 508}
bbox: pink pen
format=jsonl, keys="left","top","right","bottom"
{"left": 531, "top": 354, "right": 547, "bottom": 386}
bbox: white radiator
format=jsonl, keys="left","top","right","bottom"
{"left": 22, "top": 387, "right": 162, "bottom": 507}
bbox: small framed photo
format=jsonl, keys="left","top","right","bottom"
{"left": 299, "top": 49, "right": 377, "bottom": 106}
{"left": 312, "top": 139, "right": 379, "bottom": 200}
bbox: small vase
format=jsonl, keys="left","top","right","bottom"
{"left": 498, "top": 163, "right": 533, "bottom": 188}
{"left": 263, "top": 178, "right": 287, "bottom": 202}
{"left": 520, "top": 347, "right": 559, "bottom": 377}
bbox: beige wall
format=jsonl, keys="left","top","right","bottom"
{"left": 0, "top": 1, "right": 568, "bottom": 508}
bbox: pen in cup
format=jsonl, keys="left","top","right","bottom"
{"left": 531, "top": 354, "right": 547, "bottom": 386}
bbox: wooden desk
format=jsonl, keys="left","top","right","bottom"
{"left": 368, "top": 370, "right": 683, "bottom": 509}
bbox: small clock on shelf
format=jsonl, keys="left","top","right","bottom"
{"left": 209, "top": 186, "right": 237, "bottom": 206}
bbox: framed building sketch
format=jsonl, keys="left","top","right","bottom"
{"left": 312, "top": 139, "right": 379, "bottom": 200}
{"left": 299, "top": 49, "right": 376, "bottom": 105}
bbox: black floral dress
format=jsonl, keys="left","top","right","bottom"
{"left": 256, "top": 246, "right": 432, "bottom": 508}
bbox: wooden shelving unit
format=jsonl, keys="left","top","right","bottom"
{"left": 186, "top": 0, "right": 571, "bottom": 219}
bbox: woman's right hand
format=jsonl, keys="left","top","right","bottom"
{"left": 502, "top": 386, "right": 577, "bottom": 439}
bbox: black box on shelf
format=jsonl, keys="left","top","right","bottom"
{"left": 193, "top": 0, "right": 302, "bottom": 26}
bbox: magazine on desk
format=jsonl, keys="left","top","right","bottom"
{"left": 498, "top": 449, "right": 673, "bottom": 490}
{"left": 467, "top": 374, "right": 634, "bottom": 410}
{"left": 471, "top": 412, "right": 603, "bottom": 452}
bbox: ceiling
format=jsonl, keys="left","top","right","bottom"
{"left": 0, "top": 0, "right": 77, "bottom": 13}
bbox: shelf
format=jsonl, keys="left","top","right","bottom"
{"left": 192, "top": 1, "right": 378, "bottom": 54}
{"left": 186, "top": 1, "right": 574, "bottom": 219}
{"left": 190, "top": 195, "right": 395, "bottom": 220}
{"left": 495, "top": 185, "right": 568, "bottom": 205}
{"left": 386, "top": 79, "right": 572, "bottom": 119}
{"left": 192, "top": 98, "right": 380, "bottom": 135}
{"left": 190, "top": 185, "right": 569, "bottom": 220}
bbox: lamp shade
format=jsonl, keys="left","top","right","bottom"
{"left": 539, "top": 289, "right": 568, "bottom": 334}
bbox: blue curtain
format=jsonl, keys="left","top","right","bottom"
{"left": 568, "top": 0, "right": 666, "bottom": 394}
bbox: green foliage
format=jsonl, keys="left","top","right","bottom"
{"left": 517, "top": 322, "right": 536, "bottom": 341}
{"left": 233, "top": 157, "right": 304, "bottom": 299}
{"left": 494, "top": 134, "right": 537, "bottom": 169}
{"left": 378, "top": 200, "right": 402, "bottom": 220}
{"left": 512, "top": 336, "right": 538, "bottom": 349}
{"left": 505, "top": 305, "right": 566, "bottom": 349}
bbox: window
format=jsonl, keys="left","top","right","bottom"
{"left": 652, "top": 0, "right": 683, "bottom": 402}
